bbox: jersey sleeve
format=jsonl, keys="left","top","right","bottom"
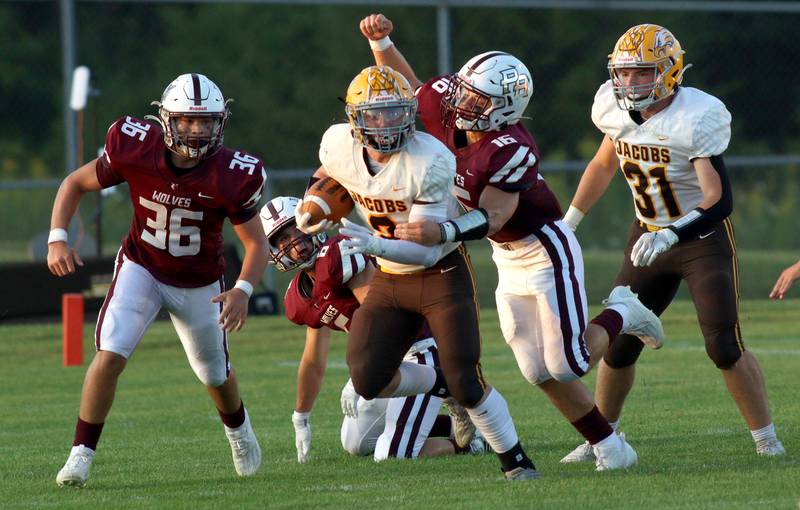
{"left": 95, "top": 117, "right": 132, "bottom": 188}
{"left": 318, "top": 124, "right": 349, "bottom": 170}
{"left": 226, "top": 159, "right": 266, "bottom": 225}
{"left": 590, "top": 80, "right": 616, "bottom": 136}
{"left": 690, "top": 102, "right": 732, "bottom": 159}
{"left": 416, "top": 151, "right": 456, "bottom": 204}
{"left": 486, "top": 142, "right": 539, "bottom": 193}
{"left": 315, "top": 236, "right": 369, "bottom": 290}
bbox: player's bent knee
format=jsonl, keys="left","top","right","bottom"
{"left": 195, "top": 366, "right": 228, "bottom": 387}
{"left": 446, "top": 372, "right": 484, "bottom": 408}
{"left": 705, "top": 332, "right": 743, "bottom": 369}
{"left": 349, "top": 365, "right": 384, "bottom": 400}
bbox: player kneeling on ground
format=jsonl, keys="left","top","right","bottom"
{"left": 261, "top": 196, "right": 488, "bottom": 462}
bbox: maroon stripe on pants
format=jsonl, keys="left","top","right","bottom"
{"left": 95, "top": 250, "right": 124, "bottom": 350}
{"left": 549, "top": 222, "right": 590, "bottom": 364}
{"left": 403, "top": 351, "right": 431, "bottom": 458}
{"left": 388, "top": 393, "right": 417, "bottom": 458}
{"left": 219, "top": 276, "right": 230, "bottom": 376}
{"left": 536, "top": 227, "right": 586, "bottom": 378}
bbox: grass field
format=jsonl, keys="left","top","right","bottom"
{"left": 1, "top": 299, "right": 798, "bottom": 509}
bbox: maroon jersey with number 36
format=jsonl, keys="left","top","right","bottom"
{"left": 283, "top": 235, "right": 368, "bottom": 332}
{"left": 95, "top": 116, "right": 266, "bottom": 287}
{"left": 416, "top": 76, "right": 562, "bottom": 242}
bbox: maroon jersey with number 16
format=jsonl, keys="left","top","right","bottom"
{"left": 95, "top": 116, "right": 266, "bottom": 287}
{"left": 416, "top": 76, "right": 562, "bottom": 243}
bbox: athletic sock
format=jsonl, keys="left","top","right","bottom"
{"left": 466, "top": 388, "right": 533, "bottom": 470}
{"left": 751, "top": 423, "right": 777, "bottom": 443}
{"left": 608, "top": 420, "right": 619, "bottom": 432}
{"left": 571, "top": 406, "right": 614, "bottom": 445}
{"left": 218, "top": 400, "right": 246, "bottom": 429}
{"left": 74, "top": 417, "right": 104, "bottom": 450}
{"left": 590, "top": 309, "right": 624, "bottom": 342}
{"left": 389, "top": 362, "right": 437, "bottom": 397}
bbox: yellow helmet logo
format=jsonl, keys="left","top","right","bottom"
{"left": 346, "top": 66, "right": 414, "bottom": 106}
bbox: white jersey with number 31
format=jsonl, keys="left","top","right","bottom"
{"left": 592, "top": 80, "right": 731, "bottom": 226}
{"left": 318, "top": 123, "right": 460, "bottom": 273}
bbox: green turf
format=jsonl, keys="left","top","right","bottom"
{"left": 1, "top": 300, "right": 798, "bottom": 509}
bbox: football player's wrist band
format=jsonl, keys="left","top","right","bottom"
{"left": 439, "top": 208, "right": 490, "bottom": 243}
{"left": 563, "top": 205, "right": 585, "bottom": 231}
{"left": 234, "top": 280, "right": 254, "bottom": 298}
{"left": 369, "top": 36, "right": 393, "bottom": 51}
{"left": 48, "top": 228, "right": 68, "bottom": 244}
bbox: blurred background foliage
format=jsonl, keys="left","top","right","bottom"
{"left": 2, "top": 2, "right": 799, "bottom": 264}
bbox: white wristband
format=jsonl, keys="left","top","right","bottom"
{"left": 48, "top": 228, "right": 69, "bottom": 244}
{"left": 233, "top": 279, "right": 254, "bottom": 298}
{"left": 562, "top": 205, "right": 585, "bottom": 232}
{"left": 369, "top": 36, "right": 393, "bottom": 51}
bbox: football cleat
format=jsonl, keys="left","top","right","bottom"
{"left": 594, "top": 433, "right": 638, "bottom": 471}
{"left": 605, "top": 286, "right": 664, "bottom": 349}
{"left": 560, "top": 441, "right": 595, "bottom": 463}
{"left": 224, "top": 410, "right": 262, "bottom": 476}
{"left": 468, "top": 429, "right": 493, "bottom": 455}
{"left": 756, "top": 438, "right": 786, "bottom": 456}
{"left": 504, "top": 466, "right": 540, "bottom": 481}
{"left": 444, "top": 397, "right": 476, "bottom": 448}
{"left": 56, "top": 445, "right": 95, "bottom": 488}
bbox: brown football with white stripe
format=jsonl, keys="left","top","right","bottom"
{"left": 300, "top": 177, "right": 354, "bottom": 225}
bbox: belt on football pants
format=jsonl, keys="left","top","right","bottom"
{"left": 491, "top": 232, "right": 538, "bottom": 251}
{"left": 638, "top": 220, "right": 664, "bottom": 232}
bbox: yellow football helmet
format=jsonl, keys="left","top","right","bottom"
{"left": 608, "top": 24, "right": 691, "bottom": 111}
{"left": 345, "top": 66, "right": 417, "bottom": 153}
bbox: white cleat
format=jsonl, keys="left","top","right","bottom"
{"left": 594, "top": 433, "right": 637, "bottom": 471}
{"left": 444, "top": 397, "right": 476, "bottom": 449}
{"left": 56, "top": 445, "right": 95, "bottom": 488}
{"left": 605, "top": 286, "right": 664, "bottom": 349}
{"left": 224, "top": 411, "right": 261, "bottom": 476}
{"left": 756, "top": 438, "right": 786, "bottom": 456}
{"left": 560, "top": 441, "right": 595, "bottom": 463}
{"left": 468, "top": 428, "right": 493, "bottom": 454}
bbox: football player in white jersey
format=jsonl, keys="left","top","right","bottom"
{"left": 359, "top": 13, "right": 668, "bottom": 472}
{"left": 295, "top": 66, "right": 540, "bottom": 480}
{"left": 562, "top": 24, "right": 785, "bottom": 460}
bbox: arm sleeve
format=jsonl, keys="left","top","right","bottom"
{"left": 668, "top": 155, "right": 732, "bottom": 241}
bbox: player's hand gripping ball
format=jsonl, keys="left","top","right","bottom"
{"left": 295, "top": 177, "right": 354, "bottom": 234}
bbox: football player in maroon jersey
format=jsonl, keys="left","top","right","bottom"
{"left": 359, "top": 14, "right": 665, "bottom": 471}
{"left": 48, "top": 73, "right": 268, "bottom": 487}
{"left": 262, "top": 196, "right": 488, "bottom": 463}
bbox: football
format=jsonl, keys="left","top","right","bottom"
{"left": 300, "top": 176, "right": 354, "bottom": 225}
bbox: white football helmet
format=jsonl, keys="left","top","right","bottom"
{"left": 260, "top": 196, "right": 326, "bottom": 272}
{"left": 149, "top": 73, "right": 231, "bottom": 160}
{"left": 442, "top": 51, "right": 532, "bottom": 132}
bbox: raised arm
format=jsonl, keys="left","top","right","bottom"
{"left": 359, "top": 13, "right": 423, "bottom": 90}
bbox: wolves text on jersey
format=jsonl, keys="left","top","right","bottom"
{"left": 150, "top": 190, "right": 192, "bottom": 208}
{"left": 614, "top": 140, "right": 671, "bottom": 164}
